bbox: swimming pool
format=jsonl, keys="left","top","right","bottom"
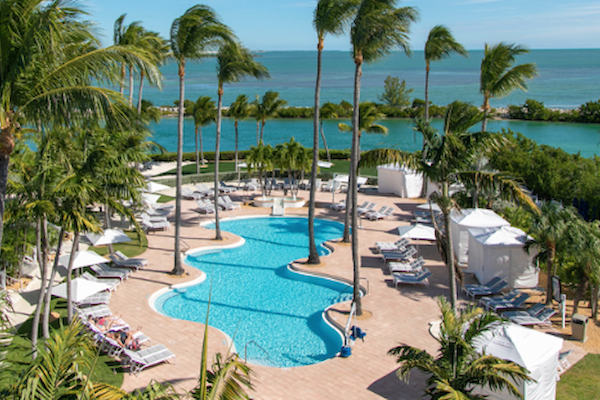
{"left": 154, "top": 217, "right": 352, "bottom": 368}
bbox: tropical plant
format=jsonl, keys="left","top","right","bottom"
{"left": 275, "top": 138, "right": 311, "bottom": 200}
{"left": 389, "top": 296, "right": 531, "bottom": 399}
{"left": 213, "top": 40, "right": 269, "bottom": 241}
{"left": 229, "top": 95, "right": 252, "bottom": 169}
{"left": 169, "top": 5, "right": 234, "bottom": 275}
{"left": 347, "top": 0, "right": 418, "bottom": 315}
{"left": 423, "top": 25, "right": 468, "bottom": 120}
{"left": 253, "top": 91, "right": 287, "bottom": 143}
{"left": 308, "top": 0, "right": 360, "bottom": 265}
{"left": 0, "top": 0, "right": 159, "bottom": 260}
{"left": 189, "top": 96, "right": 217, "bottom": 174}
{"left": 136, "top": 30, "right": 169, "bottom": 114}
{"left": 246, "top": 141, "right": 274, "bottom": 198}
{"left": 480, "top": 43, "right": 538, "bottom": 131}
{"left": 378, "top": 76, "right": 413, "bottom": 108}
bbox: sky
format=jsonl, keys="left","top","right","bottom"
{"left": 87, "top": 0, "right": 600, "bottom": 51}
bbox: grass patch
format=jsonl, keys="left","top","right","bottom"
{"left": 157, "top": 195, "right": 175, "bottom": 203}
{"left": 556, "top": 353, "right": 600, "bottom": 399}
{"left": 13, "top": 299, "right": 124, "bottom": 388}
{"left": 89, "top": 231, "right": 148, "bottom": 258}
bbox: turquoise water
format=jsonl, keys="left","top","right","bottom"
{"left": 155, "top": 217, "right": 351, "bottom": 368}
{"left": 143, "top": 49, "right": 600, "bottom": 158}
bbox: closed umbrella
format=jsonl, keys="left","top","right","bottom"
{"left": 52, "top": 277, "right": 110, "bottom": 303}
{"left": 58, "top": 250, "right": 109, "bottom": 270}
{"left": 86, "top": 229, "right": 131, "bottom": 247}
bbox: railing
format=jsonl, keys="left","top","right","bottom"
{"left": 360, "top": 277, "right": 369, "bottom": 295}
{"left": 244, "top": 340, "right": 270, "bottom": 364}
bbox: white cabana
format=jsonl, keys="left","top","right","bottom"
{"left": 377, "top": 164, "right": 422, "bottom": 198}
{"left": 397, "top": 223, "right": 436, "bottom": 241}
{"left": 467, "top": 226, "right": 539, "bottom": 288}
{"left": 474, "top": 323, "right": 563, "bottom": 400}
{"left": 450, "top": 208, "right": 510, "bottom": 265}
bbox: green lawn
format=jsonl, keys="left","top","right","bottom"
{"left": 557, "top": 353, "right": 600, "bottom": 399}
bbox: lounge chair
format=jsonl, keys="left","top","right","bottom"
{"left": 375, "top": 238, "right": 410, "bottom": 253}
{"left": 462, "top": 277, "right": 502, "bottom": 293}
{"left": 243, "top": 179, "right": 259, "bottom": 191}
{"left": 122, "top": 344, "right": 176, "bottom": 375}
{"left": 218, "top": 181, "right": 237, "bottom": 194}
{"left": 479, "top": 289, "right": 521, "bottom": 309}
{"left": 485, "top": 292, "right": 530, "bottom": 313}
{"left": 76, "top": 291, "right": 111, "bottom": 306}
{"left": 114, "top": 251, "right": 148, "bottom": 268}
{"left": 464, "top": 280, "right": 508, "bottom": 299}
{"left": 195, "top": 199, "right": 215, "bottom": 214}
{"left": 357, "top": 202, "right": 375, "bottom": 216}
{"left": 388, "top": 257, "right": 425, "bottom": 274}
{"left": 381, "top": 246, "right": 418, "bottom": 262}
{"left": 217, "top": 196, "right": 237, "bottom": 211}
{"left": 141, "top": 213, "right": 170, "bottom": 232}
{"left": 364, "top": 206, "right": 387, "bottom": 219}
{"left": 89, "top": 264, "right": 128, "bottom": 281}
{"left": 108, "top": 254, "right": 141, "bottom": 271}
{"left": 508, "top": 307, "right": 557, "bottom": 326}
{"left": 194, "top": 184, "right": 214, "bottom": 197}
{"left": 502, "top": 303, "right": 546, "bottom": 319}
{"left": 331, "top": 200, "right": 346, "bottom": 211}
{"left": 368, "top": 207, "right": 394, "bottom": 221}
{"left": 557, "top": 350, "right": 573, "bottom": 374}
{"left": 181, "top": 187, "right": 203, "bottom": 200}
{"left": 91, "top": 263, "right": 131, "bottom": 279}
{"left": 393, "top": 268, "right": 432, "bottom": 287}
{"left": 223, "top": 195, "right": 241, "bottom": 210}
{"left": 100, "top": 334, "right": 125, "bottom": 358}
{"left": 81, "top": 272, "right": 120, "bottom": 291}
{"left": 76, "top": 304, "right": 112, "bottom": 318}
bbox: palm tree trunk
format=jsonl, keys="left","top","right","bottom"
{"left": 31, "top": 217, "right": 49, "bottom": 354}
{"left": 128, "top": 65, "right": 134, "bottom": 106}
{"left": 546, "top": 245, "right": 555, "bottom": 305}
{"left": 214, "top": 87, "right": 224, "bottom": 241}
{"left": 120, "top": 63, "right": 126, "bottom": 95}
{"left": 234, "top": 120, "right": 239, "bottom": 170}
{"left": 200, "top": 126, "right": 205, "bottom": 166}
{"left": 195, "top": 126, "right": 200, "bottom": 175}
{"left": 424, "top": 63, "right": 430, "bottom": 121}
{"left": 260, "top": 120, "right": 266, "bottom": 143}
{"left": 66, "top": 233, "right": 80, "bottom": 323}
{"left": 137, "top": 71, "right": 145, "bottom": 114}
{"left": 320, "top": 121, "right": 331, "bottom": 163}
{"left": 573, "top": 274, "right": 589, "bottom": 315}
{"left": 351, "top": 57, "right": 363, "bottom": 316}
{"left": 481, "top": 95, "right": 490, "bottom": 132}
{"left": 172, "top": 61, "right": 186, "bottom": 276}
{"left": 42, "top": 228, "right": 64, "bottom": 338}
{"left": 442, "top": 181, "right": 458, "bottom": 309}
{"left": 307, "top": 41, "right": 323, "bottom": 265}
{"left": 256, "top": 120, "right": 260, "bottom": 146}
{"left": 104, "top": 201, "right": 114, "bottom": 254}
{"left": 0, "top": 154, "right": 8, "bottom": 257}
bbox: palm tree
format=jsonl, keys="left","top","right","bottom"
{"left": 229, "top": 95, "right": 252, "bottom": 169}
{"left": 424, "top": 25, "right": 468, "bottom": 121}
{"left": 0, "top": 0, "right": 159, "bottom": 258}
{"left": 308, "top": 0, "right": 360, "bottom": 265}
{"left": 566, "top": 218, "right": 600, "bottom": 315}
{"left": 137, "top": 30, "right": 169, "bottom": 114}
{"left": 319, "top": 102, "right": 339, "bottom": 162}
{"left": 213, "top": 41, "right": 269, "bottom": 241}
{"left": 246, "top": 141, "right": 274, "bottom": 198}
{"left": 254, "top": 91, "right": 287, "bottom": 143}
{"left": 389, "top": 296, "right": 531, "bottom": 399}
{"left": 169, "top": 5, "right": 234, "bottom": 275}
{"left": 480, "top": 43, "right": 538, "bottom": 131}
{"left": 275, "top": 138, "right": 311, "bottom": 200}
{"left": 189, "top": 96, "right": 217, "bottom": 174}
{"left": 526, "top": 202, "right": 576, "bottom": 305}
{"left": 347, "top": 0, "right": 418, "bottom": 315}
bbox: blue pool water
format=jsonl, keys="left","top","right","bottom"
{"left": 155, "top": 217, "right": 351, "bottom": 368}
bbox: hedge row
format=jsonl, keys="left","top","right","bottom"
{"left": 151, "top": 148, "right": 352, "bottom": 162}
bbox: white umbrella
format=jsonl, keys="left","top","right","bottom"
{"left": 52, "top": 277, "right": 110, "bottom": 302}
{"left": 58, "top": 250, "right": 109, "bottom": 270}
{"left": 143, "top": 181, "right": 170, "bottom": 193}
{"left": 417, "top": 202, "right": 442, "bottom": 212}
{"left": 397, "top": 223, "right": 436, "bottom": 241}
{"left": 86, "top": 229, "right": 131, "bottom": 247}
{"left": 317, "top": 160, "right": 333, "bottom": 168}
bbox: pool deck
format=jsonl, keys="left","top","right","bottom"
{"left": 95, "top": 186, "right": 584, "bottom": 398}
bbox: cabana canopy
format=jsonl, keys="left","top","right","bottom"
{"left": 377, "top": 164, "right": 422, "bottom": 198}
{"left": 468, "top": 226, "right": 539, "bottom": 289}
{"left": 450, "top": 208, "right": 510, "bottom": 265}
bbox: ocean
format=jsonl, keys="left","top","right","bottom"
{"left": 140, "top": 49, "right": 600, "bottom": 157}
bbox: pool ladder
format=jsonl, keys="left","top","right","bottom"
{"left": 244, "top": 341, "right": 270, "bottom": 364}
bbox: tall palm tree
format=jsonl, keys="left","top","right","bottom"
{"left": 0, "top": 0, "right": 159, "bottom": 258}
{"left": 254, "top": 91, "right": 287, "bottom": 143}
{"left": 169, "top": 5, "right": 234, "bottom": 275}
{"left": 424, "top": 25, "right": 468, "bottom": 121}
{"left": 137, "top": 30, "right": 169, "bottom": 114}
{"left": 275, "top": 138, "right": 311, "bottom": 200}
{"left": 229, "top": 95, "right": 252, "bottom": 169}
{"left": 308, "top": 0, "right": 359, "bottom": 264}
{"left": 213, "top": 41, "right": 269, "bottom": 241}
{"left": 389, "top": 297, "right": 531, "bottom": 399}
{"left": 189, "top": 96, "right": 217, "bottom": 174}
{"left": 347, "top": 0, "right": 418, "bottom": 315}
{"left": 246, "top": 141, "right": 274, "bottom": 198}
{"left": 480, "top": 43, "right": 538, "bottom": 131}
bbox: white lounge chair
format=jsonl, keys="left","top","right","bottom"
{"left": 368, "top": 207, "right": 394, "bottom": 221}
{"left": 76, "top": 291, "right": 111, "bottom": 306}
{"left": 141, "top": 213, "right": 170, "bottom": 232}
{"left": 114, "top": 251, "right": 148, "bottom": 268}
{"left": 123, "top": 344, "right": 176, "bottom": 375}
{"left": 76, "top": 304, "right": 112, "bottom": 318}
{"left": 195, "top": 199, "right": 215, "bottom": 214}
{"left": 219, "top": 181, "right": 237, "bottom": 193}
{"left": 502, "top": 303, "right": 546, "bottom": 319}
{"left": 81, "top": 272, "right": 120, "bottom": 291}
{"left": 393, "top": 268, "right": 432, "bottom": 287}
{"left": 331, "top": 200, "right": 346, "bottom": 211}
{"left": 91, "top": 263, "right": 131, "bottom": 279}
{"left": 243, "top": 179, "right": 259, "bottom": 191}
{"left": 357, "top": 202, "right": 375, "bottom": 216}
{"left": 388, "top": 257, "right": 425, "bottom": 274}
{"left": 223, "top": 195, "right": 241, "bottom": 210}
{"left": 364, "top": 206, "right": 387, "bottom": 219}
{"left": 381, "top": 246, "right": 418, "bottom": 262}
{"left": 89, "top": 264, "right": 128, "bottom": 281}
{"left": 375, "top": 237, "right": 410, "bottom": 253}
{"left": 464, "top": 280, "right": 508, "bottom": 299}
{"left": 181, "top": 187, "right": 203, "bottom": 200}
{"left": 217, "top": 196, "right": 235, "bottom": 211}
{"left": 508, "top": 308, "right": 556, "bottom": 326}
{"left": 194, "top": 184, "right": 214, "bottom": 197}
{"left": 486, "top": 292, "right": 530, "bottom": 313}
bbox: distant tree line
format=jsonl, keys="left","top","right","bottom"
{"left": 508, "top": 98, "right": 600, "bottom": 123}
